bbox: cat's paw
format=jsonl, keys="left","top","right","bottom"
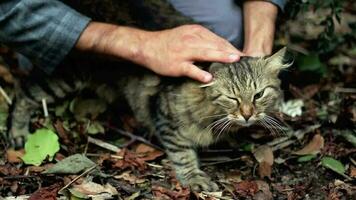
{"left": 9, "top": 128, "right": 28, "bottom": 148}
{"left": 187, "top": 173, "right": 219, "bottom": 192}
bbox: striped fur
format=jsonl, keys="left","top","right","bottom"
{"left": 9, "top": 48, "right": 290, "bottom": 191}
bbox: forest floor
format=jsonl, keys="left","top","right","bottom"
{"left": 0, "top": 2, "right": 355, "bottom": 200}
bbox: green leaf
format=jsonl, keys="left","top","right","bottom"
{"left": 44, "top": 154, "right": 96, "bottom": 174}
{"left": 296, "top": 54, "right": 327, "bottom": 76}
{"left": 241, "top": 143, "right": 254, "bottom": 152}
{"left": 297, "top": 154, "right": 317, "bottom": 162}
{"left": 69, "top": 188, "right": 89, "bottom": 199}
{"left": 321, "top": 156, "right": 346, "bottom": 175}
{"left": 55, "top": 100, "right": 70, "bottom": 117}
{"left": 22, "top": 128, "right": 60, "bottom": 166}
{"left": 87, "top": 121, "right": 105, "bottom": 135}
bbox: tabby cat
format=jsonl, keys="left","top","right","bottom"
{"left": 9, "top": 47, "right": 290, "bottom": 191}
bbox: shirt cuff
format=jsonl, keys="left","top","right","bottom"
{"left": 0, "top": 0, "right": 91, "bottom": 74}
{"left": 38, "top": 5, "right": 91, "bottom": 73}
{"left": 269, "top": 0, "right": 287, "bottom": 12}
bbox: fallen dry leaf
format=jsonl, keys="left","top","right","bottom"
{"left": 114, "top": 149, "right": 147, "bottom": 172}
{"left": 254, "top": 180, "right": 273, "bottom": 200}
{"left": 152, "top": 184, "right": 190, "bottom": 200}
{"left": 114, "top": 171, "right": 146, "bottom": 184}
{"left": 258, "top": 161, "right": 272, "bottom": 179}
{"left": 234, "top": 180, "right": 259, "bottom": 197}
{"left": 6, "top": 149, "right": 24, "bottom": 163}
{"left": 72, "top": 180, "right": 118, "bottom": 196}
{"left": 0, "top": 164, "right": 23, "bottom": 176}
{"left": 253, "top": 145, "right": 274, "bottom": 165}
{"left": 253, "top": 145, "right": 274, "bottom": 178}
{"left": 350, "top": 165, "right": 356, "bottom": 178}
{"left": 294, "top": 134, "right": 324, "bottom": 155}
{"left": 28, "top": 183, "right": 61, "bottom": 200}
{"left": 135, "top": 143, "right": 164, "bottom": 161}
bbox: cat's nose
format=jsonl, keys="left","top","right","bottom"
{"left": 240, "top": 104, "right": 253, "bottom": 121}
{"left": 242, "top": 113, "right": 252, "bottom": 121}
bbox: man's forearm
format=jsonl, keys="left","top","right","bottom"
{"left": 76, "top": 22, "right": 242, "bottom": 82}
{"left": 75, "top": 22, "right": 147, "bottom": 62}
{"left": 242, "top": 1, "right": 278, "bottom": 57}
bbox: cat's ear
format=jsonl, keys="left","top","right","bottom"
{"left": 208, "top": 62, "right": 225, "bottom": 74}
{"left": 265, "top": 47, "right": 293, "bottom": 73}
{"left": 198, "top": 62, "right": 222, "bottom": 88}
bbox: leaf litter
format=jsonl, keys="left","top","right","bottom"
{"left": 1, "top": 2, "right": 356, "bottom": 199}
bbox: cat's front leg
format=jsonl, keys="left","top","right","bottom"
{"left": 159, "top": 129, "right": 219, "bottom": 192}
{"left": 9, "top": 95, "right": 39, "bottom": 148}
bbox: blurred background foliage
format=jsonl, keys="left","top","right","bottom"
{"left": 276, "top": 0, "right": 355, "bottom": 86}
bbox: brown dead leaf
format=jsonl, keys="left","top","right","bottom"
{"left": 234, "top": 180, "right": 259, "bottom": 197}
{"left": 27, "top": 164, "right": 54, "bottom": 173}
{"left": 28, "top": 183, "right": 61, "bottom": 200}
{"left": 113, "top": 149, "right": 147, "bottom": 172}
{"left": 294, "top": 134, "right": 324, "bottom": 155}
{"left": 258, "top": 161, "right": 272, "bottom": 179}
{"left": 350, "top": 165, "right": 356, "bottom": 178}
{"left": 0, "top": 64, "right": 14, "bottom": 83}
{"left": 72, "top": 180, "right": 118, "bottom": 196}
{"left": 135, "top": 143, "right": 155, "bottom": 154}
{"left": 0, "top": 164, "right": 23, "bottom": 176}
{"left": 152, "top": 184, "right": 190, "bottom": 200}
{"left": 6, "top": 149, "right": 24, "bottom": 163}
{"left": 253, "top": 145, "right": 274, "bottom": 165}
{"left": 114, "top": 171, "right": 146, "bottom": 184}
{"left": 253, "top": 181, "right": 273, "bottom": 200}
{"left": 253, "top": 145, "right": 274, "bottom": 178}
{"left": 135, "top": 143, "right": 164, "bottom": 161}
{"left": 301, "top": 84, "right": 320, "bottom": 99}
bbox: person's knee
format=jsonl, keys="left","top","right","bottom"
{"left": 169, "top": 0, "right": 243, "bottom": 48}
{"left": 212, "top": 6, "right": 243, "bottom": 48}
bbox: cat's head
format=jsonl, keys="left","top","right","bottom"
{"left": 202, "top": 47, "right": 292, "bottom": 128}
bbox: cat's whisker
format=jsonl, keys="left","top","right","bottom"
{"left": 215, "top": 120, "right": 231, "bottom": 141}
{"left": 259, "top": 120, "right": 278, "bottom": 137}
{"left": 199, "top": 113, "right": 226, "bottom": 122}
{"left": 263, "top": 115, "right": 287, "bottom": 136}
{"left": 214, "top": 118, "right": 230, "bottom": 134}
{"left": 206, "top": 117, "right": 228, "bottom": 133}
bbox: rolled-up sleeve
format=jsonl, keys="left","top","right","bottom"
{"left": 270, "top": 0, "right": 287, "bottom": 11}
{"left": 0, "top": 0, "right": 91, "bottom": 74}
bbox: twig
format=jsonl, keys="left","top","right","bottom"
{"left": 58, "top": 165, "right": 97, "bottom": 193}
{"left": 271, "top": 140, "right": 296, "bottom": 151}
{"left": 200, "top": 191, "right": 231, "bottom": 200}
{"left": 267, "top": 136, "right": 290, "bottom": 146}
{"left": 201, "top": 157, "right": 241, "bottom": 167}
{"left": 41, "top": 98, "right": 48, "bottom": 117}
{"left": 104, "top": 124, "right": 164, "bottom": 151}
{"left": 86, "top": 153, "right": 163, "bottom": 168}
{"left": 0, "top": 85, "right": 11, "bottom": 105}
{"left": 86, "top": 153, "right": 123, "bottom": 159}
{"left": 350, "top": 157, "right": 356, "bottom": 167}
{"left": 87, "top": 136, "right": 121, "bottom": 153}
{"left": 147, "top": 163, "right": 163, "bottom": 168}
{"left": 334, "top": 87, "right": 356, "bottom": 93}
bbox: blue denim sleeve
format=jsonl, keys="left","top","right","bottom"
{"left": 0, "top": 0, "right": 91, "bottom": 74}
{"left": 270, "top": 0, "right": 287, "bottom": 11}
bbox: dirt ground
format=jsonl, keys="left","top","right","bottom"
{"left": 0, "top": 1, "right": 355, "bottom": 199}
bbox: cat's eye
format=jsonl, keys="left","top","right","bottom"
{"left": 254, "top": 90, "right": 265, "bottom": 100}
{"left": 226, "top": 96, "right": 238, "bottom": 101}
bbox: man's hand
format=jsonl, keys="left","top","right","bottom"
{"left": 76, "top": 23, "right": 243, "bottom": 83}
{"left": 242, "top": 1, "right": 278, "bottom": 57}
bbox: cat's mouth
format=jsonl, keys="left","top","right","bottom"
{"left": 227, "top": 114, "right": 258, "bottom": 127}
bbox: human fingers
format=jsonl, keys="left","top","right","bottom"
{"left": 195, "top": 27, "right": 242, "bottom": 54}
{"left": 180, "top": 63, "right": 213, "bottom": 83}
{"left": 184, "top": 48, "right": 241, "bottom": 63}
